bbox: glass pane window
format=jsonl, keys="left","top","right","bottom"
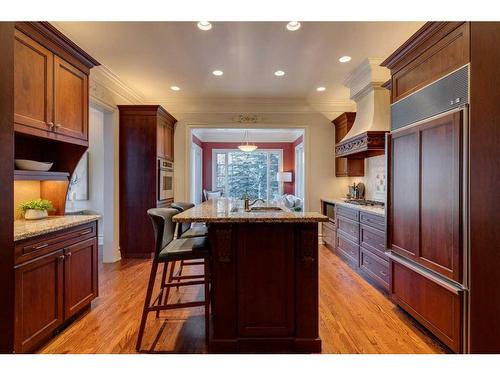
{"left": 213, "top": 150, "right": 283, "bottom": 201}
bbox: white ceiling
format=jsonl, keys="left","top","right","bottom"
{"left": 192, "top": 128, "right": 303, "bottom": 143}
{"left": 53, "top": 21, "right": 423, "bottom": 103}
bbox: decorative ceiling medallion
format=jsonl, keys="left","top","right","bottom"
{"left": 234, "top": 114, "right": 261, "bottom": 123}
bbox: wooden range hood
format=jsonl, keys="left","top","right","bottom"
{"left": 335, "top": 58, "right": 390, "bottom": 159}
{"left": 335, "top": 130, "right": 388, "bottom": 158}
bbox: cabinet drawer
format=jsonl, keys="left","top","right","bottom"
{"left": 336, "top": 216, "right": 359, "bottom": 244}
{"left": 336, "top": 233, "right": 359, "bottom": 266}
{"left": 360, "top": 211, "right": 385, "bottom": 232}
{"left": 360, "top": 249, "right": 389, "bottom": 290}
{"left": 360, "top": 224, "right": 387, "bottom": 260}
{"left": 390, "top": 259, "right": 464, "bottom": 353}
{"left": 336, "top": 205, "right": 359, "bottom": 221}
{"left": 322, "top": 223, "right": 336, "bottom": 249}
{"left": 15, "top": 222, "right": 97, "bottom": 265}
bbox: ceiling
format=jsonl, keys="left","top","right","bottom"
{"left": 53, "top": 21, "right": 423, "bottom": 104}
{"left": 192, "top": 128, "right": 303, "bottom": 143}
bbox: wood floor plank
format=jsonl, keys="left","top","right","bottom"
{"left": 39, "top": 245, "right": 447, "bottom": 354}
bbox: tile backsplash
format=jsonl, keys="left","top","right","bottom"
{"left": 349, "top": 155, "right": 386, "bottom": 202}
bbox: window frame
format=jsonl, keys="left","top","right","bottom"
{"left": 211, "top": 148, "right": 284, "bottom": 200}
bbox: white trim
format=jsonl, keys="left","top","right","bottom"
{"left": 294, "top": 141, "right": 305, "bottom": 200}
{"left": 211, "top": 148, "right": 284, "bottom": 200}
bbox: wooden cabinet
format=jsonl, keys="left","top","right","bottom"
{"left": 332, "top": 112, "right": 364, "bottom": 177}
{"left": 157, "top": 116, "right": 175, "bottom": 161}
{"left": 53, "top": 56, "right": 88, "bottom": 141}
{"left": 119, "top": 105, "right": 177, "bottom": 258}
{"left": 388, "top": 111, "right": 463, "bottom": 283}
{"left": 63, "top": 237, "right": 98, "bottom": 319}
{"left": 14, "top": 221, "right": 98, "bottom": 353}
{"left": 13, "top": 23, "right": 98, "bottom": 146}
{"left": 334, "top": 204, "right": 388, "bottom": 291}
{"left": 14, "top": 250, "right": 64, "bottom": 353}
{"left": 14, "top": 29, "right": 53, "bottom": 134}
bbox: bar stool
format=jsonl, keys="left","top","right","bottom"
{"left": 168, "top": 202, "right": 208, "bottom": 289}
{"left": 136, "top": 208, "right": 210, "bottom": 351}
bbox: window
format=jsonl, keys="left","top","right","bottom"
{"left": 213, "top": 149, "right": 283, "bottom": 200}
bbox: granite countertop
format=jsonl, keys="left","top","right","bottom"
{"left": 321, "top": 198, "right": 385, "bottom": 217}
{"left": 14, "top": 215, "right": 101, "bottom": 242}
{"left": 173, "top": 199, "right": 328, "bottom": 223}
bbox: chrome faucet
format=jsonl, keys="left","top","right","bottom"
{"left": 244, "top": 198, "right": 265, "bottom": 211}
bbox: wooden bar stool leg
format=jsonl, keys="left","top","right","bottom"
{"left": 164, "top": 260, "right": 176, "bottom": 305}
{"left": 204, "top": 258, "right": 210, "bottom": 346}
{"left": 156, "top": 262, "right": 169, "bottom": 318}
{"left": 136, "top": 261, "right": 159, "bottom": 351}
{"left": 176, "top": 260, "right": 185, "bottom": 290}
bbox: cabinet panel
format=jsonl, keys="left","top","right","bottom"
{"left": 420, "top": 112, "right": 462, "bottom": 281}
{"left": 14, "top": 250, "right": 64, "bottom": 353}
{"left": 360, "top": 249, "right": 389, "bottom": 290}
{"left": 14, "top": 30, "right": 53, "bottom": 134}
{"left": 391, "top": 260, "right": 463, "bottom": 352}
{"left": 54, "top": 56, "right": 88, "bottom": 141}
{"left": 360, "top": 224, "right": 387, "bottom": 260}
{"left": 164, "top": 124, "right": 174, "bottom": 161}
{"left": 64, "top": 237, "right": 98, "bottom": 319}
{"left": 389, "top": 130, "right": 419, "bottom": 259}
{"left": 392, "top": 23, "right": 469, "bottom": 102}
{"left": 157, "top": 120, "right": 165, "bottom": 158}
{"left": 336, "top": 233, "right": 359, "bottom": 266}
{"left": 322, "top": 223, "right": 336, "bottom": 250}
{"left": 336, "top": 216, "right": 359, "bottom": 244}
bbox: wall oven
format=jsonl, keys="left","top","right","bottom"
{"left": 158, "top": 158, "right": 174, "bottom": 201}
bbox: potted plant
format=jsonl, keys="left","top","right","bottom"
{"left": 19, "top": 199, "right": 54, "bottom": 220}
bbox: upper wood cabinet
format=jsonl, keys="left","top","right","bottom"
{"left": 13, "top": 23, "right": 98, "bottom": 146}
{"left": 14, "top": 30, "right": 53, "bottom": 134}
{"left": 53, "top": 56, "right": 89, "bottom": 141}
{"left": 332, "top": 112, "right": 364, "bottom": 177}
{"left": 157, "top": 111, "right": 176, "bottom": 161}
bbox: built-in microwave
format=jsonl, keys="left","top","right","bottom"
{"left": 158, "top": 158, "right": 174, "bottom": 201}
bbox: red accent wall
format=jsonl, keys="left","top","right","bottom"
{"left": 201, "top": 142, "right": 296, "bottom": 194}
{"left": 192, "top": 134, "right": 203, "bottom": 148}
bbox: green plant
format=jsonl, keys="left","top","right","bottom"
{"left": 19, "top": 199, "right": 54, "bottom": 213}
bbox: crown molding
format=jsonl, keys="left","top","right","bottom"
{"left": 344, "top": 57, "right": 390, "bottom": 101}
{"left": 90, "top": 65, "right": 145, "bottom": 105}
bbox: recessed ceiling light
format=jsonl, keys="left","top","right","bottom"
{"left": 197, "top": 21, "right": 212, "bottom": 31}
{"left": 212, "top": 70, "right": 224, "bottom": 76}
{"left": 170, "top": 86, "right": 180, "bottom": 91}
{"left": 316, "top": 86, "right": 326, "bottom": 92}
{"left": 274, "top": 70, "right": 285, "bottom": 77}
{"left": 339, "top": 56, "right": 352, "bottom": 63}
{"left": 286, "top": 21, "right": 301, "bottom": 31}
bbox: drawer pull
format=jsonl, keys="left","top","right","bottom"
{"left": 66, "top": 252, "right": 72, "bottom": 257}
{"left": 380, "top": 271, "right": 387, "bottom": 277}
{"left": 79, "top": 229, "right": 92, "bottom": 235}
{"left": 58, "top": 255, "right": 65, "bottom": 261}
{"left": 33, "top": 243, "right": 49, "bottom": 250}
{"left": 365, "top": 260, "right": 372, "bottom": 265}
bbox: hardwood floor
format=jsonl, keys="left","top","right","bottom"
{"left": 39, "top": 245, "right": 447, "bottom": 354}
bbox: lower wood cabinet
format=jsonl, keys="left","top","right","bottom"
{"left": 14, "top": 250, "right": 64, "bottom": 353}
{"left": 322, "top": 222, "right": 336, "bottom": 250}
{"left": 14, "top": 221, "right": 98, "bottom": 353}
{"left": 390, "top": 259, "right": 464, "bottom": 353}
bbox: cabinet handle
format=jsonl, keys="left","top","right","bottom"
{"left": 79, "top": 229, "right": 92, "bottom": 235}
{"left": 365, "top": 260, "right": 372, "bottom": 265}
{"left": 58, "top": 255, "right": 65, "bottom": 261}
{"left": 380, "top": 271, "right": 387, "bottom": 277}
{"left": 33, "top": 243, "right": 49, "bottom": 250}
{"left": 66, "top": 252, "right": 72, "bottom": 257}
{"left": 47, "top": 122, "right": 54, "bottom": 131}
{"left": 54, "top": 124, "right": 62, "bottom": 132}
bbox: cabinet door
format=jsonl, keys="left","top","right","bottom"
{"left": 388, "top": 111, "right": 463, "bottom": 282}
{"left": 157, "top": 120, "right": 165, "bottom": 158}
{"left": 53, "top": 55, "right": 88, "bottom": 141}
{"left": 14, "top": 250, "right": 64, "bottom": 353}
{"left": 14, "top": 30, "right": 53, "bottom": 134}
{"left": 64, "top": 237, "right": 98, "bottom": 319}
{"left": 164, "top": 124, "right": 174, "bottom": 161}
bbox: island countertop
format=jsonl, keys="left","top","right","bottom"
{"left": 14, "top": 214, "right": 101, "bottom": 242}
{"left": 173, "top": 199, "right": 328, "bottom": 223}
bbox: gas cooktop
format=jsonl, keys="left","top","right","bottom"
{"left": 343, "top": 199, "right": 385, "bottom": 207}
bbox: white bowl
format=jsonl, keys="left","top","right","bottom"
{"left": 15, "top": 159, "right": 53, "bottom": 172}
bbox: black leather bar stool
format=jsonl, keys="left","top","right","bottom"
{"left": 168, "top": 202, "right": 208, "bottom": 288}
{"left": 136, "top": 208, "right": 210, "bottom": 351}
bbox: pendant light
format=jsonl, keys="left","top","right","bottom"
{"left": 238, "top": 130, "right": 258, "bottom": 152}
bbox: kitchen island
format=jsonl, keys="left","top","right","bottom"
{"left": 173, "top": 199, "right": 328, "bottom": 353}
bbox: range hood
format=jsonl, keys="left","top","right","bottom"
{"left": 335, "top": 58, "right": 390, "bottom": 158}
